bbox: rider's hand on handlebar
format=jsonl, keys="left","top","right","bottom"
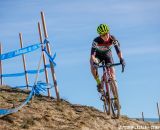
{"left": 120, "top": 58, "right": 125, "bottom": 72}
{"left": 93, "top": 58, "right": 100, "bottom": 64}
{"left": 93, "top": 58, "right": 100, "bottom": 68}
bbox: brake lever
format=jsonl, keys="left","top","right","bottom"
{"left": 121, "top": 64, "right": 125, "bottom": 73}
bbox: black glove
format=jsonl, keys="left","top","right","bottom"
{"left": 120, "top": 58, "right": 125, "bottom": 72}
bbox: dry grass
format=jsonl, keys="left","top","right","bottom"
{"left": 0, "top": 85, "right": 160, "bottom": 130}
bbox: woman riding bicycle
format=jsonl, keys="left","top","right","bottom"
{"left": 90, "top": 24, "right": 125, "bottom": 92}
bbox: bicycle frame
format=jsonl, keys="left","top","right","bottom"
{"left": 100, "top": 62, "right": 120, "bottom": 97}
{"left": 101, "top": 64, "right": 111, "bottom": 115}
{"left": 102, "top": 65, "right": 112, "bottom": 93}
{"left": 97, "top": 61, "right": 121, "bottom": 118}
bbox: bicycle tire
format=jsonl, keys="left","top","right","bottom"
{"left": 109, "top": 79, "right": 120, "bottom": 119}
{"left": 101, "top": 80, "right": 110, "bottom": 115}
{"left": 104, "top": 80, "right": 111, "bottom": 115}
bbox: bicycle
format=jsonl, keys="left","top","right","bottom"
{"left": 95, "top": 61, "right": 123, "bottom": 119}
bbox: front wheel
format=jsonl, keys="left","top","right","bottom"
{"left": 101, "top": 80, "right": 111, "bottom": 115}
{"left": 109, "top": 79, "right": 120, "bottom": 119}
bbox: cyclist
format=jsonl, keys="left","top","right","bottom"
{"left": 90, "top": 24, "right": 125, "bottom": 93}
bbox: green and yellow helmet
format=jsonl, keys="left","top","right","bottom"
{"left": 97, "top": 24, "right": 110, "bottom": 35}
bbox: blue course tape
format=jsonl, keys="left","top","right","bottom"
{"left": 0, "top": 39, "right": 57, "bottom": 78}
{"left": 43, "top": 39, "right": 49, "bottom": 44}
{"left": 0, "top": 43, "right": 41, "bottom": 60}
{"left": 0, "top": 87, "right": 35, "bottom": 116}
{"left": 0, "top": 39, "right": 56, "bottom": 116}
{"left": 0, "top": 82, "right": 53, "bottom": 116}
{"left": 1, "top": 64, "right": 51, "bottom": 78}
{"left": 43, "top": 47, "right": 56, "bottom": 66}
{"left": 1, "top": 72, "right": 25, "bottom": 77}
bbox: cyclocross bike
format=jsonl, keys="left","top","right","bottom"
{"left": 96, "top": 61, "right": 123, "bottom": 119}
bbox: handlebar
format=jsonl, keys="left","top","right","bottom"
{"left": 98, "top": 63, "right": 121, "bottom": 68}
{"left": 94, "top": 62, "right": 124, "bottom": 72}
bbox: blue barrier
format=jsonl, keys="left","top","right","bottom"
{"left": 0, "top": 39, "right": 56, "bottom": 116}
{"left": 0, "top": 87, "right": 35, "bottom": 115}
{"left": 0, "top": 64, "right": 52, "bottom": 77}
{"left": 0, "top": 43, "right": 41, "bottom": 60}
{"left": 0, "top": 57, "right": 56, "bottom": 78}
{"left": 0, "top": 41, "right": 57, "bottom": 78}
{"left": 43, "top": 49, "right": 56, "bottom": 66}
{"left": 0, "top": 81, "right": 51, "bottom": 116}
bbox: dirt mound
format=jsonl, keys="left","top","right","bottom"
{"left": 0, "top": 86, "right": 159, "bottom": 130}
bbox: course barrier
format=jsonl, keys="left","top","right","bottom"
{"left": 0, "top": 12, "right": 60, "bottom": 116}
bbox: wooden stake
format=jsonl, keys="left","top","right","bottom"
{"left": 40, "top": 11, "right": 60, "bottom": 100}
{"left": 38, "top": 22, "right": 50, "bottom": 97}
{"left": 142, "top": 112, "right": 144, "bottom": 121}
{"left": 157, "top": 102, "right": 160, "bottom": 122}
{"left": 19, "top": 33, "right": 29, "bottom": 89}
{"left": 0, "top": 43, "right": 3, "bottom": 85}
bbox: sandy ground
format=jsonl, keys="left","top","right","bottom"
{"left": 0, "top": 85, "right": 160, "bottom": 130}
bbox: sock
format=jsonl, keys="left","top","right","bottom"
{"left": 95, "top": 77, "right": 101, "bottom": 85}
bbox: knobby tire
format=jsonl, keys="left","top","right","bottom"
{"left": 109, "top": 79, "right": 120, "bottom": 119}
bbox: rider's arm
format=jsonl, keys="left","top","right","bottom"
{"left": 111, "top": 35, "right": 125, "bottom": 71}
{"left": 91, "top": 48, "right": 97, "bottom": 63}
{"left": 117, "top": 51, "right": 123, "bottom": 60}
{"left": 114, "top": 41, "right": 123, "bottom": 59}
{"left": 111, "top": 35, "right": 124, "bottom": 60}
{"left": 91, "top": 41, "right": 98, "bottom": 63}
{"left": 115, "top": 43, "right": 124, "bottom": 60}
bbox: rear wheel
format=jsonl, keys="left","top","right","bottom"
{"left": 109, "top": 79, "right": 120, "bottom": 119}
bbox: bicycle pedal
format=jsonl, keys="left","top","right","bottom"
{"left": 100, "top": 95, "right": 105, "bottom": 101}
{"left": 111, "top": 97, "right": 117, "bottom": 100}
{"left": 114, "top": 107, "right": 118, "bottom": 111}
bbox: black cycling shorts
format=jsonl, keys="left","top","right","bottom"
{"left": 95, "top": 51, "right": 114, "bottom": 64}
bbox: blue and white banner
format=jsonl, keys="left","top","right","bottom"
{"left": 0, "top": 39, "right": 57, "bottom": 116}
{"left": 0, "top": 64, "right": 50, "bottom": 77}
{"left": 0, "top": 43, "right": 41, "bottom": 60}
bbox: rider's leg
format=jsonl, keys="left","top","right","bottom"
{"left": 105, "top": 53, "right": 118, "bottom": 97}
{"left": 105, "top": 54, "right": 120, "bottom": 109}
{"left": 90, "top": 58, "right": 102, "bottom": 92}
{"left": 110, "top": 67, "right": 118, "bottom": 90}
{"left": 90, "top": 58, "right": 100, "bottom": 82}
{"left": 110, "top": 67, "right": 116, "bottom": 80}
